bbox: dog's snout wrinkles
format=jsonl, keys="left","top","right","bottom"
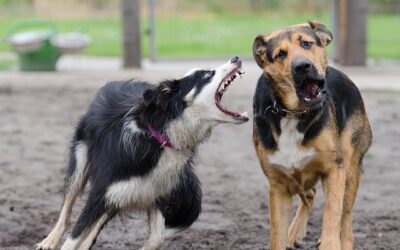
{"left": 292, "top": 58, "right": 312, "bottom": 74}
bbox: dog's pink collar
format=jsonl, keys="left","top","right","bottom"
{"left": 147, "top": 124, "right": 174, "bottom": 149}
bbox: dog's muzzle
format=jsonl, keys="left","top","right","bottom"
{"left": 292, "top": 58, "right": 326, "bottom": 105}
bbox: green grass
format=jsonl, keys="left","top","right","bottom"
{"left": 367, "top": 14, "right": 400, "bottom": 59}
{"left": 0, "top": 59, "right": 15, "bottom": 70}
{"left": 150, "top": 13, "right": 330, "bottom": 58}
{"left": 0, "top": 13, "right": 399, "bottom": 60}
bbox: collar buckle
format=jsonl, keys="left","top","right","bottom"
{"left": 147, "top": 124, "right": 174, "bottom": 149}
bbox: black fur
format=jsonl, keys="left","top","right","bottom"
{"left": 325, "top": 67, "right": 364, "bottom": 134}
{"left": 156, "top": 157, "right": 202, "bottom": 230}
{"left": 66, "top": 70, "right": 217, "bottom": 240}
{"left": 253, "top": 76, "right": 280, "bottom": 150}
{"left": 253, "top": 66, "right": 364, "bottom": 148}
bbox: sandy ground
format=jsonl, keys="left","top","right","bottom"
{"left": 0, "top": 65, "right": 399, "bottom": 250}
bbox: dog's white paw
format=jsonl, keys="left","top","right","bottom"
{"left": 35, "top": 237, "right": 58, "bottom": 250}
{"left": 36, "top": 232, "right": 65, "bottom": 250}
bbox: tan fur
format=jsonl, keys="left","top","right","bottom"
{"left": 254, "top": 109, "right": 370, "bottom": 250}
{"left": 254, "top": 22, "right": 330, "bottom": 111}
{"left": 287, "top": 187, "right": 316, "bottom": 248}
{"left": 253, "top": 22, "right": 372, "bottom": 250}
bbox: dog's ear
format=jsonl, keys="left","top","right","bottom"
{"left": 159, "top": 84, "right": 172, "bottom": 96}
{"left": 143, "top": 81, "right": 178, "bottom": 106}
{"left": 143, "top": 88, "right": 158, "bottom": 105}
{"left": 253, "top": 35, "right": 268, "bottom": 68}
{"left": 309, "top": 20, "right": 333, "bottom": 47}
{"left": 159, "top": 80, "right": 180, "bottom": 99}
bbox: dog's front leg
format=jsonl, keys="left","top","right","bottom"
{"left": 141, "top": 207, "right": 165, "bottom": 250}
{"left": 320, "top": 165, "right": 346, "bottom": 250}
{"left": 269, "top": 186, "right": 292, "bottom": 250}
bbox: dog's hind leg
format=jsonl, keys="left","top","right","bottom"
{"left": 36, "top": 141, "right": 89, "bottom": 250}
{"left": 140, "top": 207, "right": 166, "bottom": 250}
{"left": 62, "top": 212, "right": 111, "bottom": 250}
{"left": 287, "top": 187, "right": 316, "bottom": 248}
{"left": 78, "top": 213, "right": 111, "bottom": 250}
{"left": 61, "top": 187, "right": 112, "bottom": 250}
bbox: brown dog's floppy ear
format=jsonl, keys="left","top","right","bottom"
{"left": 309, "top": 20, "right": 333, "bottom": 47}
{"left": 253, "top": 35, "right": 267, "bottom": 68}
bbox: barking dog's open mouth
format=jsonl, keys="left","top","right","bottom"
{"left": 215, "top": 66, "right": 249, "bottom": 122}
{"left": 299, "top": 77, "right": 325, "bottom": 104}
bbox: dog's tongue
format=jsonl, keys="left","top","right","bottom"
{"left": 309, "top": 83, "right": 318, "bottom": 98}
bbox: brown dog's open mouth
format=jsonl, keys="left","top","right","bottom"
{"left": 215, "top": 67, "right": 248, "bottom": 122}
{"left": 300, "top": 78, "right": 325, "bottom": 103}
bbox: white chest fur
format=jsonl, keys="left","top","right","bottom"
{"left": 268, "top": 118, "right": 316, "bottom": 173}
{"left": 105, "top": 149, "right": 189, "bottom": 209}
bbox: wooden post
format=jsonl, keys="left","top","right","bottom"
{"left": 148, "top": 0, "right": 157, "bottom": 62}
{"left": 333, "top": 0, "right": 367, "bottom": 66}
{"left": 332, "top": 0, "right": 339, "bottom": 63}
{"left": 122, "top": 0, "right": 141, "bottom": 68}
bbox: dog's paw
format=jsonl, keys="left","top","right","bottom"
{"left": 35, "top": 237, "right": 58, "bottom": 250}
{"left": 286, "top": 241, "right": 302, "bottom": 250}
{"left": 314, "top": 238, "right": 321, "bottom": 248}
{"left": 287, "top": 225, "right": 306, "bottom": 248}
{"left": 318, "top": 238, "right": 341, "bottom": 250}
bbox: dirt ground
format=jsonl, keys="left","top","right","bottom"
{"left": 0, "top": 67, "right": 399, "bottom": 250}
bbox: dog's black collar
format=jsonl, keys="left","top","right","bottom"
{"left": 261, "top": 74, "right": 325, "bottom": 119}
{"left": 265, "top": 99, "right": 323, "bottom": 119}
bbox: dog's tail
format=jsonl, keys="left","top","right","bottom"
{"left": 64, "top": 118, "right": 90, "bottom": 196}
{"left": 156, "top": 163, "right": 202, "bottom": 235}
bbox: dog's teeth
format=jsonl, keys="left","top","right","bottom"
{"left": 304, "top": 97, "right": 311, "bottom": 101}
{"left": 317, "top": 92, "right": 322, "bottom": 97}
{"left": 241, "top": 111, "right": 248, "bottom": 117}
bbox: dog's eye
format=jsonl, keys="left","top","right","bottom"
{"left": 275, "top": 50, "right": 287, "bottom": 60}
{"left": 202, "top": 71, "right": 214, "bottom": 80}
{"left": 301, "top": 40, "right": 313, "bottom": 49}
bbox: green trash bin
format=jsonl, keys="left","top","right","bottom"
{"left": 6, "top": 20, "right": 61, "bottom": 71}
{"left": 17, "top": 36, "right": 61, "bottom": 71}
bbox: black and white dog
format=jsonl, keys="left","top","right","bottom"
{"left": 36, "top": 57, "right": 248, "bottom": 250}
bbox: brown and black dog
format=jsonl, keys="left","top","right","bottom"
{"left": 252, "top": 21, "right": 372, "bottom": 250}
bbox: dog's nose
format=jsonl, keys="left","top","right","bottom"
{"left": 292, "top": 59, "right": 312, "bottom": 74}
{"left": 230, "top": 56, "right": 240, "bottom": 63}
